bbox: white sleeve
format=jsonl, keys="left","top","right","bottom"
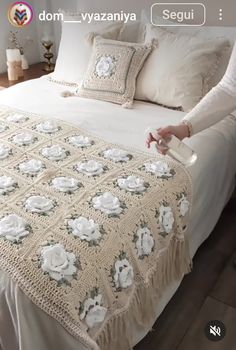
{"left": 183, "top": 42, "right": 236, "bottom": 135}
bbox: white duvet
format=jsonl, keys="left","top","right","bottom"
{"left": 0, "top": 76, "right": 235, "bottom": 350}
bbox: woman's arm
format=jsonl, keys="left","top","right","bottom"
{"left": 182, "top": 42, "right": 236, "bottom": 135}
{"left": 147, "top": 42, "right": 236, "bottom": 150}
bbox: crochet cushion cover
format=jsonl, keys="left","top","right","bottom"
{"left": 78, "top": 36, "right": 153, "bottom": 108}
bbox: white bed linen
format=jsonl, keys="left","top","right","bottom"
{"left": 0, "top": 77, "right": 235, "bottom": 350}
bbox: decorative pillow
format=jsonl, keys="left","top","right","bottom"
{"left": 141, "top": 9, "right": 233, "bottom": 88}
{"left": 78, "top": 36, "right": 153, "bottom": 108}
{"left": 52, "top": 13, "right": 123, "bottom": 85}
{"left": 135, "top": 25, "right": 230, "bottom": 111}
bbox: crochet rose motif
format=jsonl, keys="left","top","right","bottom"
{"left": 157, "top": 204, "right": 175, "bottom": 237}
{"left": 40, "top": 243, "right": 78, "bottom": 284}
{"left": 133, "top": 226, "right": 154, "bottom": 259}
{"left": 18, "top": 159, "right": 45, "bottom": 176}
{"left": 102, "top": 148, "right": 132, "bottom": 163}
{"left": 41, "top": 145, "right": 69, "bottom": 161}
{"left": 68, "top": 135, "right": 94, "bottom": 148}
{"left": 0, "top": 144, "right": 12, "bottom": 160}
{"left": 12, "top": 132, "right": 37, "bottom": 146}
{"left": 0, "top": 214, "right": 31, "bottom": 242}
{"left": 95, "top": 56, "right": 115, "bottom": 78}
{"left": 111, "top": 252, "right": 134, "bottom": 290}
{"left": 117, "top": 175, "right": 148, "bottom": 194}
{"left": 0, "top": 176, "right": 18, "bottom": 195}
{"left": 75, "top": 160, "right": 106, "bottom": 177}
{"left": 79, "top": 288, "right": 107, "bottom": 329}
{"left": 92, "top": 192, "right": 125, "bottom": 217}
{"left": 25, "top": 195, "right": 55, "bottom": 215}
{"left": 51, "top": 177, "right": 81, "bottom": 194}
{"left": 7, "top": 113, "right": 28, "bottom": 123}
{"left": 144, "top": 161, "right": 175, "bottom": 178}
{"left": 68, "top": 216, "right": 104, "bottom": 246}
{"left": 0, "top": 124, "right": 8, "bottom": 133}
{"left": 36, "top": 120, "right": 60, "bottom": 134}
{"left": 177, "top": 194, "right": 190, "bottom": 217}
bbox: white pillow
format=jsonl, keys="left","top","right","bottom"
{"left": 52, "top": 13, "right": 123, "bottom": 84}
{"left": 135, "top": 25, "right": 230, "bottom": 111}
{"left": 141, "top": 9, "right": 235, "bottom": 86}
{"left": 118, "top": 21, "right": 146, "bottom": 43}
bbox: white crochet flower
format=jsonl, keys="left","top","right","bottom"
{"left": 40, "top": 243, "right": 77, "bottom": 282}
{"left": 178, "top": 195, "right": 190, "bottom": 217}
{"left": 41, "top": 145, "right": 67, "bottom": 161}
{"left": 25, "top": 195, "right": 54, "bottom": 214}
{"left": 68, "top": 135, "right": 92, "bottom": 148}
{"left": 19, "top": 159, "right": 44, "bottom": 175}
{"left": 144, "top": 161, "right": 173, "bottom": 177}
{"left": 80, "top": 294, "right": 107, "bottom": 329}
{"left": 7, "top": 113, "right": 27, "bottom": 123}
{"left": 68, "top": 217, "right": 101, "bottom": 242}
{"left": 51, "top": 177, "right": 79, "bottom": 193}
{"left": 96, "top": 56, "right": 115, "bottom": 77}
{"left": 158, "top": 205, "right": 174, "bottom": 234}
{"left": 0, "top": 214, "right": 30, "bottom": 242}
{"left": 0, "top": 124, "right": 7, "bottom": 133}
{"left": 76, "top": 160, "right": 104, "bottom": 177}
{"left": 0, "top": 144, "right": 11, "bottom": 160}
{"left": 135, "top": 227, "right": 154, "bottom": 257}
{"left": 36, "top": 120, "right": 59, "bottom": 134}
{"left": 0, "top": 176, "right": 17, "bottom": 195}
{"left": 12, "top": 132, "right": 35, "bottom": 146}
{"left": 113, "top": 258, "right": 134, "bottom": 289}
{"left": 117, "top": 176, "right": 146, "bottom": 193}
{"left": 103, "top": 148, "right": 130, "bottom": 163}
{"left": 92, "top": 192, "right": 122, "bottom": 215}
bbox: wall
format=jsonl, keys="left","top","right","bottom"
{"left": 0, "top": 0, "right": 40, "bottom": 73}
{"left": 0, "top": 0, "right": 235, "bottom": 73}
{"left": 44, "top": 0, "right": 236, "bottom": 54}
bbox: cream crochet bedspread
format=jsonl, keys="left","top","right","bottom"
{"left": 0, "top": 106, "right": 192, "bottom": 350}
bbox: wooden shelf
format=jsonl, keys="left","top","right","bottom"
{"left": 0, "top": 62, "right": 52, "bottom": 88}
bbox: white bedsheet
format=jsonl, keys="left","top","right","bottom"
{"left": 0, "top": 76, "right": 235, "bottom": 350}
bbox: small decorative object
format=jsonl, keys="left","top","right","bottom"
{"left": 21, "top": 54, "right": 29, "bottom": 69}
{"left": 42, "top": 40, "right": 54, "bottom": 72}
{"left": 6, "top": 48, "right": 21, "bottom": 81}
{"left": 9, "top": 31, "right": 32, "bottom": 70}
{"left": 15, "top": 60, "right": 24, "bottom": 78}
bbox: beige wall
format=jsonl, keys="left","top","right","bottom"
{"left": 1, "top": 0, "right": 235, "bottom": 73}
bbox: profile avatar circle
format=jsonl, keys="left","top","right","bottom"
{"left": 8, "top": 2, "right": 33, "bottom": 27}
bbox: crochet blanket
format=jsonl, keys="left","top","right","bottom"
{"left": 0, "top": 106, "right": 192, "bottom": 350}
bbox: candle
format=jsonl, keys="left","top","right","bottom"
{"left": 6, "top": 49, "right": 21, "bottom": 62}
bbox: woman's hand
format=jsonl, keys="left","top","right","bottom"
{"left": 146, "top": 123, "right": 190, "bottom": 154}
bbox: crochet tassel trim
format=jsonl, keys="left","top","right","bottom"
{"left": 95, "top": 236, "right": 192, "bottom": 350}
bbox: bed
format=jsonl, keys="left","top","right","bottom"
{"left": 0, "top": 75, "right": 235, "bottom": 350}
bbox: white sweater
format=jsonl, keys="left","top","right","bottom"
{"left": 183, "top": 43, "right": 236, "bottom": 135}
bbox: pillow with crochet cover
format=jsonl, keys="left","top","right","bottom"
{"left": 77, "top": 36, "right": 153, "bottom": 108}
{"left": 135, "top": 25, "right": 230, "bottom": 112}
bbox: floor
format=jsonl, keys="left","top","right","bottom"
{"left": 135, "top": 195, "right": 236, "bottom": 350}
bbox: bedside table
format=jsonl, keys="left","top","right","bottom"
{"left": 0, "top": 62, "right": 51, "bottom": 88}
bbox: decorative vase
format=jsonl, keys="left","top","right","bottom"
{"left": 21, "top": 54, "right": 29, "bottom": 70}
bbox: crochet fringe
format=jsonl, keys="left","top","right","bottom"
{"left": 96, "top": 237, "right": 192, "bottom": 350}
